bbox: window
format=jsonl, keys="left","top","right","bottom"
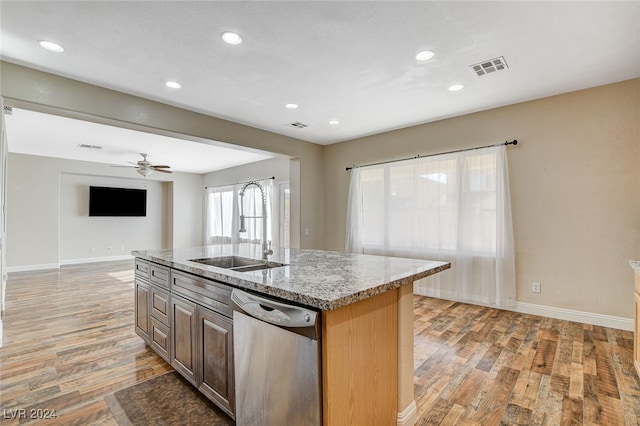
{"left": 204, "top": 179, "right": 280, "bottom": 246}
{"left": 346, "top": 146, "right": 515, "bottom": 307}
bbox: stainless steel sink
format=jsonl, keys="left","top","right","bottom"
{"left": 189, "top": 256, "right": 287, "bottom": 272}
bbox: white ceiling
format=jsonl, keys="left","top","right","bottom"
{"left": 4, "top": 108, "right": 274, "bottom": 174}
{"left": 1, "top": 1, "right": 639, "bottom": 151}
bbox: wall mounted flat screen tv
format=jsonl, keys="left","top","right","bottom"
{"left": 89, "top": 186, "right": 147, "bottom": 217}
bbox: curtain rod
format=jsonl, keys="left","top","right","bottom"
{"left": 345, "top": 140, "right": 518, "bottom": 171}
{"left": 205, "top": 176, "right": 275, "bottom": 189}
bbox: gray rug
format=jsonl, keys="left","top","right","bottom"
{"left": 105, "top": 371, "right": 235, "bottom": 425}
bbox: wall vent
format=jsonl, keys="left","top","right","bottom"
{"left": 77, "top": 143, "right": 103, "bottom": 150}
{"left": 286, "top": 121, "right": 309, "bottom": 129}
{"left": 469, "top": 56, "right": 509, "bottom": 77}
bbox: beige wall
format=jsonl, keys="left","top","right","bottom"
{"left": 323, "top": 79, "right": 640, "bottom": 318}
{"left": 203, "top": 157, "right": 290, "bottom": 188}
{"left": 59, "top": 172, "right": 164, "bottom": 260}
{"left": 0, "top": 61, "right": 325, "bottom": 249}
{"left": 6, "top": 153, "right": 202, "bottom": 268}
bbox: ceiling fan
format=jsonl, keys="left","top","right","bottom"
{"left": 115, "top": 153, "right": 172, "bottom": 177}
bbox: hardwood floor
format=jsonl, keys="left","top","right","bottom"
{"left": 413, "top": 296, "right": 640, "bottom": 425}
{"left": 1, "top": 261, "right": 638, "bottom": 425}
{"left": 0, "top": 261, "right": 171, "bottom": 425}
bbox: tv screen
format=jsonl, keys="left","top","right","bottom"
{"left": 89, "top": 186, "right": 147, "bottom": 217}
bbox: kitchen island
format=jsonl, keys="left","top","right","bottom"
{"left": 133, "top": 244, "right": 450, "bottom": 425}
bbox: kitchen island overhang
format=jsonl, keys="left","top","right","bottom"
{"left": 133, "top": 244, "right": 450, "bottom": 426}
{"left": 132, "top": 244, "right": 450, "bottom": 311}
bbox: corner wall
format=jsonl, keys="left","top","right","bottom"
{"left": 323, "top": 79, "right": 640, "bottom": 319}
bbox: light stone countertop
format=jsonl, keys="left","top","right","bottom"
{"left": 132, "top": 244, "right": 450, "bottom": 310}
{"left": 631, "top": 260, "right": 640, "bottom": 274}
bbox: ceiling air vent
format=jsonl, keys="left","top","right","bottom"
{"left": 286, "top": 121, "right": 309, "bottom": 129}
{"left": 469, "top": 56, "right": 509, "bottom": 77}
{"left": 77, "top": 143, "right": 103, "bottom": 150}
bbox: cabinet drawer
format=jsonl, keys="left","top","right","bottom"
{"left": 150, "top": 317, "right": 170, "bottom": 362}
{"left": 150, "top": 263, "right": 170, "bottom": 289}
{"left": 150, "top": 285, "right": 170, "bottom": 325}
{"left": 171, "top": 271, "right": 232, "bottom": 318}
{"left": 135, "top": 259, "right": 150, "bottom": 279}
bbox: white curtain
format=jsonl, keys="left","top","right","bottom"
{"left": 204, "top": 179, "right": 276, "bottom": 246}
{"left": 346, "top": 146, "right": 515, "bottom": 307}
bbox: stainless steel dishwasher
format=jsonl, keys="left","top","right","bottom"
{"left": 231, "top": 288, "right": 321, "bottom": 425}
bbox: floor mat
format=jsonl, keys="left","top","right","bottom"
{"left": 105, "top": 371, "right": 235, "bottom": 425}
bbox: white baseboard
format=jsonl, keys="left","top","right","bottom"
{"left": 397, "top": 400, "right": 418, "bottom": 426}
{"left": 60, "top": 255, "right": 133, "bottom": 265}
{"left": 7, "top": 262, "right": 60, "bottom": 273}
{"left": 512, "top": 301, "right": 633, "bottom": 331}
{"left": 7, "top": 255, "right": 134, "bottom": 273}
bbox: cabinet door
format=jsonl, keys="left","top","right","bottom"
{"left": 197, "top": 305, "right": 235, "bottom": 418}
{"left": 134, "top": 279, "right": 150, "bottom": 342}
{"left": 171, "top": 294, "right": 197, "bottom": 385}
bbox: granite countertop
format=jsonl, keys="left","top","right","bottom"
{"left": 631, "top": 260, "right": 640, "bottom": 274}
{"left": 132, "top": 244, "right": 450, "bottom": 310}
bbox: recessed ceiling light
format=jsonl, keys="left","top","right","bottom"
{"left": 329, "top": 119, "right": 340, "bottom": 125}
{"left": 38, "top": 40, "right": 65, "bottom": 53}
{"left": 285, "top": 103, "right": 298, "bottom": 109}
{"left": 221, "top": 31, "right": 242, "bottom": 45}
{"left": 448, "top": 84, "right": 464, "bottom": 92}
{"left": 415, "top": 50, "right": 434, "bottom": 62}
{"left": 165, "top": 81, "right": 182, "bottom": 89}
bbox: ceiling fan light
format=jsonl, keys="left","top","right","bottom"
{"left": 137, "top": 168, "right": 152, "bottom": 177}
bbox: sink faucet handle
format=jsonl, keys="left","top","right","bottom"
{"left": 264, "top": 241, "right": 274, "bottom": 257}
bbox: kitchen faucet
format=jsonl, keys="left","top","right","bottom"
{"left": 239, "top": 181, "right": 273, "bottom": 261}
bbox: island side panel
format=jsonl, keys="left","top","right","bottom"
{"left": 397, "top": 284, "right": 418, "bottom": 425}
{"left": 634, "top": 267, "right": 640, "bottom": 377}
{"left": 322, "top": 289, "right": 398, "bottom": 425}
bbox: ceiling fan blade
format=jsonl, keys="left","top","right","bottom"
{"left": 111, "top": 165, "right": 137, "bottom": 168}
{"left": 127, "top": 161, "right": 140, "bottom": 165}
{"left": 153, "top": 168, "right": 173, "bottom": 174}
{"left": 151, "top": 165, "right": 170, "bottom": 168}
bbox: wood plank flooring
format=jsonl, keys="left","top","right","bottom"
{"left": 1, "top": 261, "right": 638, "bottom": 425}
{"left": 0, "top": 261, "right": 171, "bottom": 425}
{"left": 413, "top": 296, "right": 640, "bottom": 425}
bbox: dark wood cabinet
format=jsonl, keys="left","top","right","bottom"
{"left": 134, "top": 278, "right": 150, "bottom": 342}
{"left": 135, "top": 262, "right": 235, "bottom": 418}
{"left": 170, "top": 293, "right": 197, "bottom": 385}
{"left": 197, "top": 305, "right": 234, "bottom": 417}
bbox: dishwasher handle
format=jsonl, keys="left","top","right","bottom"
{"left": 231, "top": 289, "right": 320, "bottom": 339}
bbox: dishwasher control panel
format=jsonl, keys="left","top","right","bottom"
{"left": 230, "top": 289, "right": 319, "bottom": 338}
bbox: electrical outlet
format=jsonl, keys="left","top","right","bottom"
{"left": 532, "top": 282, "right": 541, "bottom": 293}
{"left": 90, "top": 247, "right": 96, "bottom": 253}
{"left": 304, "top": 228, "right": 310, "bottom": 236}
{"left": 107, "top": 246, "right": 112, "bottom": 252}
{"left": 120, "top": 245, "right": 125, "bottom": 251}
